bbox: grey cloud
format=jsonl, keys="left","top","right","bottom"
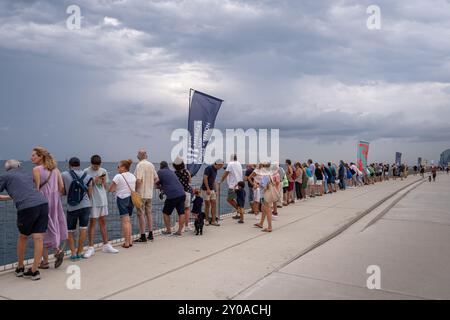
{"left": 1, "top": 0, "right": 450, "bottom": 162}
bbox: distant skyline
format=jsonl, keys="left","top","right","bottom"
{"left": 1, "top": 1, "right": 449, "bottom": 164}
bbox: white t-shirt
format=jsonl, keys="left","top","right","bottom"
{"left": 225, "top": 161, "right": 243, "bottom": 189}
{"left": 112, "top": 172, "right": 137, "bottom": 199}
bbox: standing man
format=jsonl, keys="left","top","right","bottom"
{"left": 83, "top": 155, "right": 118, "bottom": 258}
{"left": 134, "top": 149, "right": 159, "bottom": 243}
{"left": 244, "top": 164, "right": 257, "bottom": 214}
{"left": 220, "top": 154, "right": 243, "bottom": 220}
{"left": 201, "top": 159, "right": 224, "bottom": 226}
{"left": 157, "top": 161, "right": 186, "bottom": 236}
{"left": 0, "top": 160, "right": 48, "bottom": 281}
{"left": 338, "top": 160, "right": 346, "bottom": 190}
{"left": 307, "top": 159, "right": 316, "bottom": 196}
{"left": 431, "top": 165, "right": 437, "bottom": 182}
{"left": 61, "top": 157, "right": 93, "bottom": 261}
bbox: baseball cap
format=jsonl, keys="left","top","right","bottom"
{"left": 69, "top": 157, "right": 81, "bottom": 167}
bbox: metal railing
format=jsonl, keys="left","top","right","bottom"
{"left": 0, "top": 182, "right": 250, "bottom": 270}
{"left": 2, "top": 167, "right": 439, "bottom": 270}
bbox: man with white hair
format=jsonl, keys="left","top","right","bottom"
{"left": 0, "top": 160, "right": 49, "bottom": 280}
{"left": 134, "top": 149, "right": 159, "bottom": 243}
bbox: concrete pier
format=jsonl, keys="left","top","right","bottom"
{"left": 1, "top": 175, "right": 448, "bottom": 300}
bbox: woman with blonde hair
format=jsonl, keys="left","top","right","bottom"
{"left": 248, "top": 162, "right": 280, "bottom": 232}
{"left": 31, "top": 147, "right": 67, "bottom": 269}
{"left": 109, "top": 159, "right": 136, "bottom": 248}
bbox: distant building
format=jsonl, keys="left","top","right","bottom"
{"left": 439, "top": 149, "right": 450, "bottom": 166}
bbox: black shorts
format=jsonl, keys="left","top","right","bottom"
{"left": 17, "top": 203, "right": 49, "bottom": 236}
{"left": 163, "top": 195, "right": 186, "bottom": 216}
{"left": 67, "top": 207, "right": 90, "bottom": 231}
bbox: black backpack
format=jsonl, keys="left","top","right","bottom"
{"left": 67, "top": 170, "right": 89, "bottom": 206}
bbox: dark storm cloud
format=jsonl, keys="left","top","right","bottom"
{"left": 1, "top": 0, "right": 450, "bottom": 162}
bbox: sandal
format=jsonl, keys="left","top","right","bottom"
{"left": 162, "top": 230, "right": 172, "bottom": 235}
{"left": 121, "top": 244, "right": 130, "bottom": 249}
{"left": 254, "top": 223, "right": 263, "bottom": 229}
{"left": 38, "top": 262, "right": 50, "bottom": 270}
{"left": 54, "top": 250, "right": 65, "bottom": 269}
{"left": 262, "top": 228, "right": 272, "bottom": 233}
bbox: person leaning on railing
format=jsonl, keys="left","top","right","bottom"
{"left": 0, "top": 159, "right": 49, "bottom": 281}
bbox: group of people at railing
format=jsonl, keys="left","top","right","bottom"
{"left": 0, "top": 146, "right": 441, "bottom": 281}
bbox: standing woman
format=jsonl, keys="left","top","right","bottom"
{"left": 305, "top": 163, "right": 314, "bottom": 197}
{"left": 300, "top": 164, "right": 308, "bottom": 200}
{"left": 31, "top": 147, "right": 67, "bottom": 269}
{"left": 173, "top": 156, "right": 193, "bottom": 232}
{"left": 109, "top": 160, "right": 136, "bottom": 248}
{"left": 314, "top": 163, "right": 324, "bottom": 196}
{"left": 285, "top": 160, "right": 295, "bottom": 204}
{"left": 294, "top": 162, "right": 303, "bottom": 201}
{"left": 249, "top": 162, "right": 277, "bottom": 232}
{"left": 270, "top": 162, "right": 281, "bottom": 218}
{"left": 324, "top": 163, "right": 334, "bottom": 194}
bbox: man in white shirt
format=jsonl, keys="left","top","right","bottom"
{"left": 220, "top": 154, "right": 243, "bottom": 219}
{"left": 134, "top": 149, "right": 159, "bottom": 243}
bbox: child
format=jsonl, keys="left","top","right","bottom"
{"left": 235, "top": 181, "right": 246, "bottom": 224}
{"left": 191, "top": 189, "right": 204, "bottom": 235}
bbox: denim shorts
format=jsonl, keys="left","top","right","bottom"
{"left": 117, "top": 196, "right": 134, "bottom": 217}
{"left": 248, "top": 188, "right": 254, "bottom": 203}
{"left": 67, "top": 207, "right": 90, "bottom": 232}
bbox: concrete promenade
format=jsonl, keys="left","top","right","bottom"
{"left": 237, "top": 174, "right": 450, "bottom": 300}
{"left": 0, "top": 175, "right": 448, "bottom": 300}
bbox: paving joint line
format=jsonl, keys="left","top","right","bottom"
{"left": 274, "top": 271, "right": 430, "bottom": 300}
{"left": 362, "top": 180, "right": 426, "bottom": 231}
{"left": 380, "top": 217, "right": 450, "bottom": 227}
{"left": 229, "top": 178, "right": 423, "bottom": 300}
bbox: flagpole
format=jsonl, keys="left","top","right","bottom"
{"left": 189, "top": 88, "right": 194, "bottom": 112}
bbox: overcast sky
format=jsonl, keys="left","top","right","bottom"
{"left": 1, "top": 0, "right": 449, "bottom": 164}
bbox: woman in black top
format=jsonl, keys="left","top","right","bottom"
{"left": 314, "top": 163, "right": 324, "bottom": 196}
{"left": 173, "top": 158, "right": 192, "bottom": 232}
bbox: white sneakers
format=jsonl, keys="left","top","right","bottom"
{"left": 82, "top": 244, "right": 119, "bottom": 258}
{"left": 82, "top": 247, "right": 95, "bottom": 259}
{"left": 102, "top": 243, "right": 119, "bottom": 254}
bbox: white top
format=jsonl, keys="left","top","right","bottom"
{"left": 225, "top": 161, "right": 243, "bottom": 189}
{"left": 134, "top": 159, "right": 157, "bottom": 199}
{"left": 112, "top": 172, "right": 137, "bottom": 199}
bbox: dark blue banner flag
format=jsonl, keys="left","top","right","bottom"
{"left": 396, "top": 152, "right": 402, "bottom": 167}
{"left": 187, "top": 90, "right": 223, "bottom": 177}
